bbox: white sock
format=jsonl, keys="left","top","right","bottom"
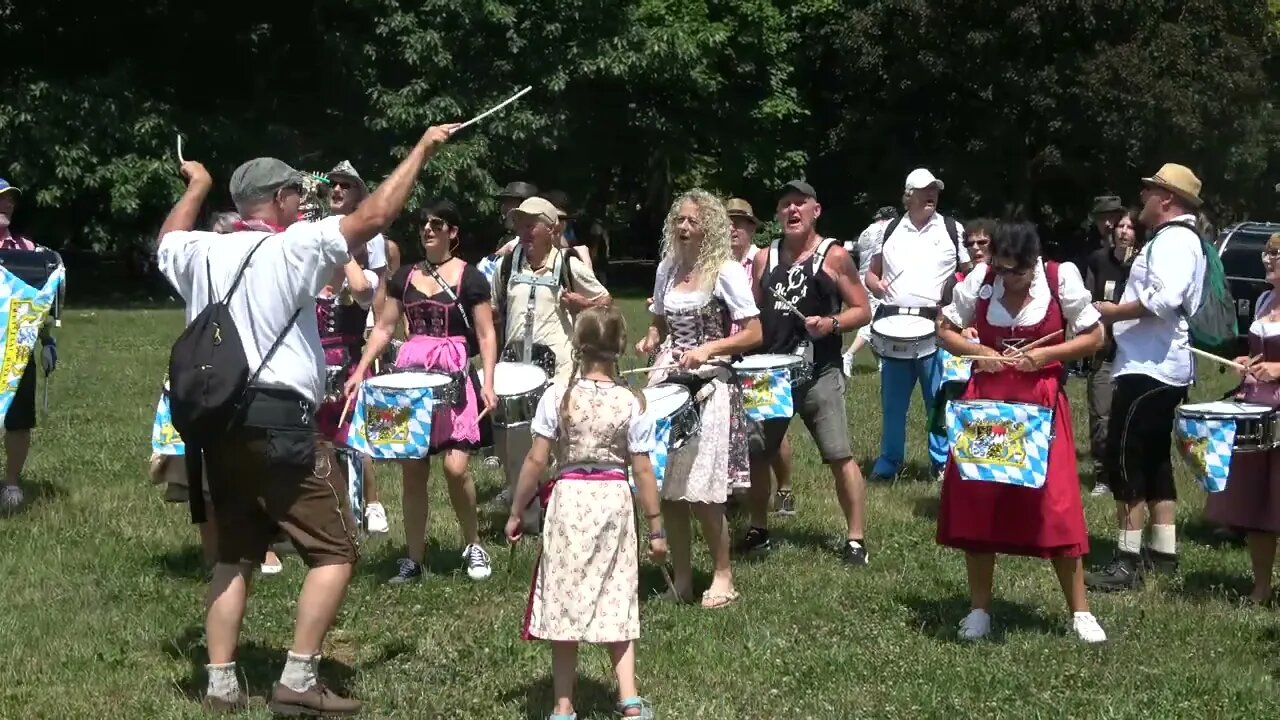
{"left": 1117, "top": 529, "right": 1143, "bottom": 555}
{"left": 1150, "top": 524, "right": 1177, "bottom": 555}
{"left": 206, "top": 662, "right": 240, "bottom": 699}
{"left": 279, "top": 651, "right": 319, "bottom": 693}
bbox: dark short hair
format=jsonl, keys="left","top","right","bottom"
{"left": 543, "top": 189, "right": 571, "bottom": 216}
{"left": 417, "top": 200, "right": 462, "bottom": 229}
{"left": 990, "top": 221, "right": 1041, "bottom": 269}
{"left": 964, "top": 217, "right": 997, "bottom": 240}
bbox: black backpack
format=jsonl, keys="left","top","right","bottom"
{"left": 167, "top": 235, "right": 300, "bottom": 447}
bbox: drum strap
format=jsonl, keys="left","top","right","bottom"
{"left": 509, "top": 244, "right": 563, "bottom": 364}
{"left": 419, "top": 261, "right": 473, "bottom": 331}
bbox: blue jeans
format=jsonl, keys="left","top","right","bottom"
{"left": 873, "top": 352, "right": 948, "bottom": 477}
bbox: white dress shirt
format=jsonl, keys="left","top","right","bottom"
{"left": 878, "top": 212, "right": 970, "bottom": 308}
{"left": 943, "top": 260, "right": 1100, "bottom": 334}
{"left": 1112, "top": 214, "right": 1205, "bottom": 386}
{"left": 157, "top": 216, "right": 351, "bottom": 405}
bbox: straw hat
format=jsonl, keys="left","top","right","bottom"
{"left": 1141, "top": 163, "right": 1203, "bottom": 208}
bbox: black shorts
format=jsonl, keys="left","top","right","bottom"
{"left": 1104, "top": 373, "right": 1187, "bottom": 504}
{"left": 4, "top": 359, "right": 37, "bottom": 432}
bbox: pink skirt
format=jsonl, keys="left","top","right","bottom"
{"left": 395, "top": 335, "right": 488, "bottom": 454}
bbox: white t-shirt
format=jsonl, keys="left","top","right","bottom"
{"left": 366, "top": 234, "right": 388, "bottom": 271}
{"left": 531, "top": 380, "right": 657, "bottom": 459}
{"left": 652, "top": 258, "right": 759, "bottom": 320}
{"left": 854, "top": 220, "right": 888, "bottom": 277}
{"left": 877, "top": 212, "right": 969, "bottom": 307}
{"left": 1112, "top": 214, "right": 1205, "bottom": 386}
{"left": 943, "top": 260, "right": 1101, "bottom": 334}
{"left": 157, "top": 216, "right": 350, "bottom": 405}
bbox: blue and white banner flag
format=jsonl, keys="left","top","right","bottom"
{"left": 151, "top": 386, "right": 185, "bottom": 455}
{"left": 946, "top": 400, "right": 1054, "bottom": 489}
{"left": 938, "top": 347, "right": 973, "bottom": 385}
{"left": 0, "top": 264, "right": 63, "bottom": 419}
{"left": 1174, "top": 415, "right": 1235, "bottom": 493}
{"left": 739, "top": 369, "right": 793, "bottom": 422}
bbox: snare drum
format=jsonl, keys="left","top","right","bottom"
{"left": 487, "top": 362, "right": 550, "bottom": 428}
{"left": 870, "top": 313, "right": 937, "bottom": 360}
{"left": 642, "top": 384, "right": 699, "bottom": 451}
{"left": 347, "top": 372, "right": 440, "bottom": 459}
{"left": 1176, "top": 401, "right": 1280, "bottom": 453}
{"left": 732, "top": 353, "right": 812, "bottom": 388}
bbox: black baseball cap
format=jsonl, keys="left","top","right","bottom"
{"left": 779, "top": 180, "right": 817, "bottom": 200}
{"left": 498, "top": 181, "right": 538, "bottom": 200}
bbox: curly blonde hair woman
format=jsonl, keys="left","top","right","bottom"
{"left": 636, "top": 189, "right": 762, "bottom": 608}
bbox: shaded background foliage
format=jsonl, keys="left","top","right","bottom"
{"left": 1, "top": 0, "right": 1277, "bottom": 294}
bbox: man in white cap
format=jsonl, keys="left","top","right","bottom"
{"left": 864, "top": 168, "right": 967, "bottom": 483}
{"left": 326, "top": 159, "right": 393, "bottom": 535}
{"left": 1086, "top": 163, "right": 1207, "bottom": 592}
{"left": 156, "top": 121, "right": 458, "bottom": 715}
{"left": 489, "top": 196, "right": 610, "bottom": 530}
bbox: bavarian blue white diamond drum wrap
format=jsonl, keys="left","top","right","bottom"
{"left": 946, "top": 400, "right": 1054, "bottom": 489}
{"left": 1173, "top": 401, "right": 1267, "bottom": 493}
{"left": 732, "top": 354, "right": 798, "bottom": 421}
{"left": 345, "top": 373, "right": 438, "bottom": 459}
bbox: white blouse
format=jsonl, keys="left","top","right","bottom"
{"left": 530, "top": 380, "right": 657, "bottom": 453}
{"left": 652, "top": 258, "right": 759, "bottom": 320}
{"left": 1249, "top": 290, "right": 1280, "bottom": 337}
{"left": 942, "top": 260, "right": 1100, "bottom": 334}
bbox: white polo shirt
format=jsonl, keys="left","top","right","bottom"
{"left": 1112, "top": 214, "right": 1205, "bottom": 386}
{"left": 157, "top": 215, "right": 350, "bottom": 405}
{"left": 877, "top": 212, "right": 968, "bottom": 308}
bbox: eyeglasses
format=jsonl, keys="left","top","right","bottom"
{"left": 1262, "top": 250, "right": 1280, "bottom": 262}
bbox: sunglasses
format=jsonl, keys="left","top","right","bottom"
{"left": 962, "top": 238, "right": 989, "bottom": 248}
{"left": 331, "top": 180, "right": 353, "bottom": 191}
{"left": 424, "top": 217, "right": 448, "bottom": 231}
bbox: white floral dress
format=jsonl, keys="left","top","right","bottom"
{"left": 523, "top": 379, "right": 656, "bottom": 643}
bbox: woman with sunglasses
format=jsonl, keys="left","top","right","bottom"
{"left": 1204, "top": 233, "right": 1280, "bottom": 605}
{"left": 349, "top": 201, "right": 499, "bottom": 585}
{"left": 935, "top": 221, "right": 1108, "bottom": 643}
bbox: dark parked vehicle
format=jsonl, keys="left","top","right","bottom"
{"left": 1217, "top": 221, "right": 1280, "bottom": 355}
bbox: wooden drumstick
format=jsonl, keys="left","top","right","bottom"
{"left": 337, "top": 392, "right": 356, "bottom": 429}
{"left": 955, "top": 355, "right": 1020, "bottom": 362}
{"left": 1002, "top": 329, "right": 1064, "bottom": 357}
{"left": 621, "top": 364, "right": 682, "bottom": 375}
{"left": 1189, "top": 346, "right": 1247, "bottom": 371}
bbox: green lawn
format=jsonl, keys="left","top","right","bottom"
{"left": 2, "top": 300, "right": 1278, "bottom": 719}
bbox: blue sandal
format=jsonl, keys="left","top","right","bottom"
{"left": 617, "top": 696, "right": 656, "bottom": 719}
{"left": 546, "top": 714, "right": 576, "bottom": 720}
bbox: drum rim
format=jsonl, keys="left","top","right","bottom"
{"left": 365, "top": 371, "right": 453, "bottom": 389}
{"left": 643, "top": 383, "right": 692, "bottom": 412}
{"left": 1178, "top": 401, "right": 1275, "bottom": 416}
{"left": 732, "top": 353, "right": 805, "bottom": 369}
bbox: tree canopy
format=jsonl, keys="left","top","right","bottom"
{"left": 2, "top": 0, "right": 1277, "bottom": 282}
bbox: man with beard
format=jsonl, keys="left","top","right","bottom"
{"left": 156, "top": 121, "right": 457, "bottom": 715}
{"left": 738, "top": 181, "right": 872, "bottom": 564}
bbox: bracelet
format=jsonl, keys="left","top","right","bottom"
{"left": 647, "top": 529, "right": 666, "bottom": 540}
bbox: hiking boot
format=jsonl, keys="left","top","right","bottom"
{"left": 1085, "top": 552, "right": 1143, "bottom": 592}
{"left": 268, "top": 682, "right": 361, "bottom": 717}
{"left": 201, "top": 693, "right": 248, "bottom": 714}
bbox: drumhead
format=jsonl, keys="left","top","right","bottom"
{"left": 871, "top": 314, "right": 935, "bottom": 338}
{"left": 642, "top": 384, "right": 690, "bottom": 416}
{"left": 494, "top": 361, "right": 548, "bottom": 394}
{"left": 366, "top": 371, "right": 451, "bottom": 389}
{"left": 733, "top": 354, "right": 803, "bottom": 370}
{"left": 1179, "top": 400, "right": 1273, "bottom": 417}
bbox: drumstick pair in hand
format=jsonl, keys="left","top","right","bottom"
{"left": 960, "top": 328, "right": 1062, "bottom": 374}
{"left": 1231, "top": 354, "right": 1276, "bottom": 381}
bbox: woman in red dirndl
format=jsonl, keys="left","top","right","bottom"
{"left": 936, "top": 221, "right": 1107, "bottom": 643}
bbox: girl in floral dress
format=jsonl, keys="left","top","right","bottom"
{"left": 506, "top": 306, "right": 667, "bottom": 720}
{"left": 635, "top": 190, "right": 761, "bottom": 608}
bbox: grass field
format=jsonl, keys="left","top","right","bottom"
{"left": 3, "top": 298, "right": 1279, "bottom": 719}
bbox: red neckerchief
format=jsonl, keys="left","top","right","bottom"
{"left": 232, "top": 218, "right": 287, "bottom": 233}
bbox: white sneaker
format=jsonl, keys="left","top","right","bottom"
{"left": 365, "top": 502, "right": 389, "bottom": 534}
{"left": 841, "top": 350, "right": 855, "bottom": 378}
{"left": 1090, "top": 484, "right": 1110, "bottom": 497}
{"left": 483, "top": 455, "right": 502, "bottom": 469}
{"left": 0, "top": 485, "right": 23, "bottom": 509}
{"left": 463, "top": 543, "right": 492, "bottom": 580}
{"left": 1072, "top": 612, "right": 1107, "bottom": 643}
{"left": 260, "top": 559, "right": 283, "bottom": 575}
{"left": 958, "top": 608, "right": 992, "bottom": 641}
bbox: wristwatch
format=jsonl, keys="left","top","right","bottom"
{"left": 647, "top": 529, "right": 666, "bottom": 541}
{"left": 828, "top": 316, "right": 840, "bottom": 333}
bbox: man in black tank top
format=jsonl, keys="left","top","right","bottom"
{"left": 737, "top": 180, "right": 874, "bottom": 566}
